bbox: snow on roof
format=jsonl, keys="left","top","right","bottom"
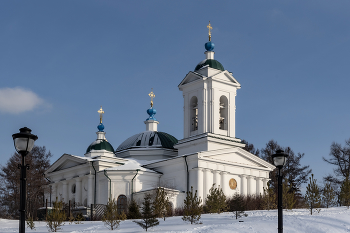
{"left": 105, "top": 158, "right": 160, "bottom": 173}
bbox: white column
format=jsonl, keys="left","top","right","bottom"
{"left": 247, "top": 176, "right": 252, "bottom": 195}
{"left": 51, "top": 183, "right": 57, "bottom": 205}
{"left": 75, "top": 177, "right": 82, "bottom": 205}
{"left": 263, "top": 178, "right": 268, "bottom": 192}
{"left": 203, "top": 169, "right": 213, "bottom": 202}
{"left": 196, "top": 168, "right": 204, "bottom": 204}
{"left": 240, "top": 175, "right": 247, "bottom": 196}
{"left": 256, "top": 177, "right": 261, "bottom": 195}
{"left": 213, "top": 170, "right": 221, "bottom": 188}
{"left": 88, "top": 174, "right": 94, "bottom": 206}
{"left": 221, "top": 171, "right": 229, "bottom": 195}
{"left": 62, "top": 180, "right": 68, "bottom": 204}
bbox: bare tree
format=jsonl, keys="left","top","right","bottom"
{"left": 0, "top": 146, "right": 52, "bottom": 219}
{"left": 241, "top": 139, "right": 260, "bottom": 157}
{"left": 261, "top": 140, "right": 312, "bottom": 207}
{"left": 323, "top": 139, "right": 350, "bottom": 185}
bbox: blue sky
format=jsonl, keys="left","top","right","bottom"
{"left": 1, "top": 1, "right": 349, "bottom": 186}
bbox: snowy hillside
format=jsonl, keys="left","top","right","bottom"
{"left": 1, "top": 207, "right": 350, "bottom": 233}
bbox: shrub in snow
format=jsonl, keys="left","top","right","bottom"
{"left": 262, "top": 186, "right": 277, "bottom": 210}
{"left": 127, "top": 199, "right": 141, "bottom": 219}
{"left": 182, "top": 186, "right": 203, "bottom": 224}
{"left": 229, "top": 193, "right": 247, "bottom": 219}
{"left": 322, "top": 182, "right": 336, "bottom": 208}
{"left": 305, "top": 174, "right": 322, "bottom": 215}
{"left": 102, "top": 198, "right": 121, "bottom": 230}
{"left": 26, "top": 213, "right": 35, "bottom": 230}
{"left": 204, "top": 184, "right": 227, "bottom": 214}
{"left": 134, "top": 194, "right": 159, "bottom": 231}
{"left": 46, "top": 197, "right": 66, "bottom": 232}
{"left": 153, "top": 187, "right": 170, "bottom": 220}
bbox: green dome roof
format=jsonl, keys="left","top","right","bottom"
{"left": 116, "top": 131, "right": 178, "bottom": 151}
{"left": 86, "top": 139, "right": 115, "bottom": 154}
{"left": 195, "top": 59, "right": 224, "bottom": 71}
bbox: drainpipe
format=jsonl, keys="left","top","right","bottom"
{"left": 184, "top": 156, "right": 189, "bottom": 192}
{"left": 91, "top": 162, "right": 97, "bottom": 205}
{"left": 131, "top": 169, "right": 140, "bottom": 201}
{"left": 104, "top": 170, "right": 111, "bottom": 200}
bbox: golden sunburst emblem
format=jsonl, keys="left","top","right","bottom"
{"left": 229, "top": 178, "right": 237, "bottom": 190}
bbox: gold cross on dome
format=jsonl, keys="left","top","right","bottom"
{"left": 98, "top": 106, "right": 104, "bottom": 123}
{"left": 148, "top": 88, "right": 155, "bottom": 108}
{"left": 207, "top": 21, "right": 212, "bottom": 41}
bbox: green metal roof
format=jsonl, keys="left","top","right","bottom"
{"left": 86, "top": 139, "right": 115, "bottom": 154}
{"left": 195, "top": 59, "right": 224, "bottom": 71}
{"left": 156, "top": 132, "right": 178, "bottom": 149}
{"left": 116, "top": 131, "right": 178, "bottom": 151}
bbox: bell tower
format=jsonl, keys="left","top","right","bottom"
{"left": 176, "top": 23, "right": 244, "bottom": 155}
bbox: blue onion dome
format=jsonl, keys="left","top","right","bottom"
{"left": 86, "top": 139, "right": 114, "bottom": 154}
{"left": 195, "top": 59, "right": 224, "bottom": 71}
{"left": 205, "top": 41, "right": 215, "bottom": 51}
{"left": 116, "top": 131, "right": 178, "bottom": 151}
{"left": 97, "top": 123, "right": 105, "bottom": 132}
{"left": 146, "top": 108, "right": 157, "bottom": 121}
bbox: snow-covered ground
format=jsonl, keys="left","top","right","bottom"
{"left": 1, "top": 207, "right": 350, "bottom": 233}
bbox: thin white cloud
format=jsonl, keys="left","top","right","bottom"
{"left": 0, "top": 87, "right": 50, "bottom": 114}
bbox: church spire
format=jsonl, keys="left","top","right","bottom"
{"left": 97, "top": 106, "right": 105, "bottom": 132}
{"left": 207, "top": 21, "right": 212, "bottom": 41}
{"left": 205, "top": 22, "right": 215, "bottom": 60}
{"left": 144, "top": 89, "right": 159, "bottom": 131}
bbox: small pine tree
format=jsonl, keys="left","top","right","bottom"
{"left": 262, "top": 186, "right": 277, "bottom": 210}
{"left": 282, "top": 179, "right": 296, "bottom": 210}
{"left": 340, "top": 176, "right": 350, "bottom": 208}
{"left": 305, "top": 174, "right": 322, "bottom": 215}
{"left": 153, "top": 187, "right": 169, "bottom": 220}
{"left": 322, "top": 182, "right": 336, "bottom": 208}
{"left": 182, "top": 186, "right": 203, "bottom": 224}
{"left": 74, "top": 213, "right": 84, "bottom": 224}
{"left": 204, "top": 184, "right": 227, "bottom": 214}
{"left": 102, "top": 198, "right": 121, "bottom": 230}
{"left": 118, "top": 211, "right": 127, "bottom": 221}
{"left": 134, "top": 194, "right": 159, "bottom": 231}
{"left": 127, "top": 199, "right": 141, "bottom": 219}
{"left": 230, "top": 193, "right": 247, "bottom": 219}
{"left": 26, "top": 213, "right": 35, "bottom": 230}
{"left": 46, "top": 197, "right": 66, "bottom": 232}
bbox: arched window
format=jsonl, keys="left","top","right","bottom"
{"left": 219, "top": 96, "right": 228, "bottom": 130}
{"left": 117, "top": 195, "right": 127, "bottom": 214}
{"left": 190, "top": 96, "right": 198, "bottom": 131}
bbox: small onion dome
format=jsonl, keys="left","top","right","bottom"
{"left": 195, "top": 59, "right": 224, "bottom": 71}
{"left": 205, "top": 41, "right": 215, "bottom": 51}
{"left": 97, "top": 123, "right": 105, "bottom": 132}
{"left": 116, "top": 131, "right": 178, "bottom": 151}
{"left": 146, "top": 108, "right": 157, "bottom": 121}
{"left": 86, "top": 139, "right": 114, "bottom": 154}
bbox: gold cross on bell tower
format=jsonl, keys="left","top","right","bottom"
{"left": 148, "top": 88, "right": 155, "bottom": 108}
{"left": 98, "top": 106, "right": 104, "bottom": 124}
{"left": 207, "top": 21, "right": 212, "bottom": 41}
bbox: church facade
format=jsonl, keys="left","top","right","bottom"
{"left": 44, "top": 26, "right": 275, "bottom": 211}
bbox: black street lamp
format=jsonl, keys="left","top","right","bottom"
{"left": 271, "top": 149, "right": 288, "bottom": 233}
{"left": 12, "top": 127, "right": 38, "bottom": 233}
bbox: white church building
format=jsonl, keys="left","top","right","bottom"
{"left": 44, "top": 25, "right": 275, "bottom": 211}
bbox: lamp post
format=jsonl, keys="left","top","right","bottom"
{"left": 12, "top": 127, "right": 38, "bottom": 233}
{"left": 271, "top": 149, "right": 288, "bottom": 233}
